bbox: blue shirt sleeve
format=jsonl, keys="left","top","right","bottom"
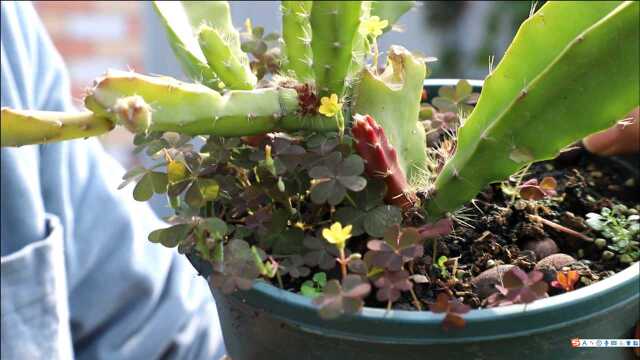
{"left": 0, "top": 2, "right": 225, "bottom": 359}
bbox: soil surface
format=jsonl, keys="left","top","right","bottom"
{"left": 388, "top": 149, "right": 639, "bottom": 310}
{"left": 276, "top": 149, "right": 640, "bottom": 310}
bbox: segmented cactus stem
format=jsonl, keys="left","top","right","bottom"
{"left": 0, "top": 108, "right": 114, "bottom": 147}
{"left": 310, "top": 1, "right": 362, "bottom": 97}
{"left": 281, "top": 1, "right": 314, "bottom": 81}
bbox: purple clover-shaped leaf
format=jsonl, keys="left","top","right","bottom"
{"left": 518, "top": 177, "right": 558, "bottom": 200}
{"left": 366, "top": 225, "right": 423, "bottom": 271}
{"left": 303, "top": 236, "right": 340, "bottom": 270}
{"left": 429, "top": 293, "right": 471, "bottom": 330}
{"left": 209, "top": 239, "right": 260, "bottom": 294}
{"left": 313, "top": 275, "right": 371, "bottom": 319}
{"left": 309, "top": 152, "right": 367, "bottom": 205}
{"left": 487, "top": 267, "right": 549, "bottom": 307}
{"left": 373, "top": 270, "right": 413, "bottom": 303}
{"left": 279, "top": 255, "right": 311, "bottom": 278}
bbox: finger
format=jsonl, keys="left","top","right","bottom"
{"left": 583, "top": 107, "right": 640, "bottom": 156}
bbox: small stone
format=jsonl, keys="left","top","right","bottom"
{"left": 534, "top": 254, "right": 577, "bottom": 272}
{"left": 594, "top": 238, "right": 607, "bottom": 249}
{"left": 522, "top": 237, "right": 559, "bottom": 260}
{"left": 618, "top": 254, "right": 633, "bottom": 264}
{"left": 601, "top": 251, "right": 615, "bottom": 261}
{"left": 471, "top": 265, "right": 515, "bottom": 298}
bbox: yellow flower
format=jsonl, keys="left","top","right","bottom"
{"left": 322, "top": 222, "right": 352, "bottom": 250}
{"left": 318, "top": 94, "right": 342, "bottom": 117}
{"left": 358, "top": 16, "right": 388, "bottom": 38}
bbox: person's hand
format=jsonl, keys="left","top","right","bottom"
{"left": 583, "top": 107, "right": 639, "bottom": 156}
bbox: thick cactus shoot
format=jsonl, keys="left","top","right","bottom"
{"left": 198, "top": 25, "right": 257, "bottom": 90}
{"left": 353, "top": 46, "right": 428, "bottom": 185}
{"left": 152, "top": 1, "right": 220, "bottom": 88}
{"left": 1, "top": 108, "right": 114, "bottom": 147}
{"left": 310, "top": 1, "right": 363, "bottom": 96}
{"left": 351, "top": 114, "right": 416, "bottom": 209}
{"left": 281, "top": 1, "right": 314, "bottom": 81}
{"left": 426, "top": 1, "right": 640, "bottom": 219}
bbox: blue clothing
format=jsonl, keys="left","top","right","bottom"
{"left": 1, "top": 3, "right": 225, "bottom": 359}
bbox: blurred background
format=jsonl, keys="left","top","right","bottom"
{"left": 33, "top": 0, "right": 537, "bottom": 215}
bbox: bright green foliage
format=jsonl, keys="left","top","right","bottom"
{"left": 310, "top": 1, "right": 363, "bottom": 97}
{"left": 281, "top": 1, "right": 314, "bottom": 81}
{"left": 426, "top": 1, "right": 639, "bottom": 218}
{"left": 300, "top": 272, "right": 327, "bottom": 298}
{"left": 353, "top": 45, "right": 428, "bottom": 184}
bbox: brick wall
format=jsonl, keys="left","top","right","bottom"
{"left": 34, "top": 1, "right": 144, "bottom": 166}
{"left": 34, "top": 1, "right": 144, "bottom": 101}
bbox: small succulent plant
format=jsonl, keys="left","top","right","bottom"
{"left": 586, "top": 205, "right": 640, "bottom": 263}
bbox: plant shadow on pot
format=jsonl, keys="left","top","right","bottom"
{"left": 184, "top": 81, "right": 640, "bottom": 360}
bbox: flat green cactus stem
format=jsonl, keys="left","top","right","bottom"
{"left": 81, "top": 70, "right": 335, "bottom": 136}
{"left": 310, "top": 1, "right": 362, "bottom": 97}
{"left": 426, "top": 1, "right": 640, "bottom": 219}
{"left": 281, "top": 1, "right": 314, "bottom": 81}
{"left": 370, "top": 1, "right": 415, "bottom": 30}
{"left": 353, "top": 45, "right": 428, "bottom": 186}
{"left": 0, "top": 109, "right": 114, "bottom": 147}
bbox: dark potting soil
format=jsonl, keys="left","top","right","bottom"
{"left": 277, "top": 148, "right": 640, "bottom": 311}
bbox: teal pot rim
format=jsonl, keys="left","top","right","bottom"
{"left": 214, "top": 78, "right": 639, "bottom": 345}
{"left": 226, "top": 263, "right": 639, "bottom": 345}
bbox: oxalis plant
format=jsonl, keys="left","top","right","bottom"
{"left": 1, "top": 1, "right": 638, "bottom": 323}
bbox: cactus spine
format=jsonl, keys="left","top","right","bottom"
{"left": 281, "top": 1, "right": 314, "bottom": 81}
{"left": 425, "top": 1, "right": 640, "bottom": 219}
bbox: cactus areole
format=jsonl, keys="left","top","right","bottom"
{"left": 1, "top": 1, "right": 638, "bottom": 344}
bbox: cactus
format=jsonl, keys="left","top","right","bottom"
{"left": 82, "top": 70, "right": 335, "bottom": 136}
{"left": 425, "top": 1, "right": 639, "bottom": 219}
{"left": 310, "top": 1, "right": 363, "bottom": 97}
{"left": 353, "top": 45, "right": 428, "bottom": 185}
{"left": 0, "top": 109, "right": 114, "bottom": 147}
{"left": 351, "top": 114, "right": 416, "bottom": 209}
{"left": 198, "top": 25, "right": 256, "bottom": 90}
{"left": 154, "top": 1, "right": 255, "bottom": 90}
{"left": 281, "top": 1, "right": 314, "bottom": 81}
{"left": 370, "top": 1, "right": 415, "bottom": 30}
{"left": 152, "top": 1, "right": 220, "bottom": 88}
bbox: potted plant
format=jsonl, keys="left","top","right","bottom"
{"left": 1, "top": 1, "right": 638, "bottom": 359}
